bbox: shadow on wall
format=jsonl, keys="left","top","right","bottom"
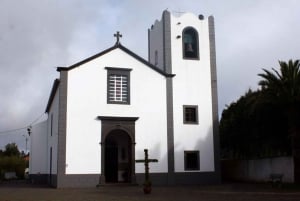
{"left": 135, "top": 125, "right": 220, "bottom": 185}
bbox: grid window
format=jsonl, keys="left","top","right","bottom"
{"left": 106, "top": 67, "right": 131, "bottom": 104}
{"left": 108, "top": 74, "right": 128, "bottom": 103}
{"left": 183, "top": 105, "right": 198, "bottom": 124}
{"left": 184, "top": 151, "right": 200, "bottom": 171}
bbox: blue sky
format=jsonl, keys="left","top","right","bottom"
{"left": 1, "top": 0, "right": 300, "bottom": 151}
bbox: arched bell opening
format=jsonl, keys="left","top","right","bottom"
{"left": 182, "top": 27, "right": 199, "bottom": 59}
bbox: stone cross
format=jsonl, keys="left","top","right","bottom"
{"left": 136, "top": 149, "right": 158, "bottom": 181}
{"left": 114, "top": 31, "right": 122, "bottom": 45}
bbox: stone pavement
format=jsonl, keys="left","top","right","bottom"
{"left": 0, "top": 183, "right": 300, "bottom": 201}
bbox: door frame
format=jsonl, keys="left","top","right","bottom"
{"left": 98, "top": 116, "right": 138, "bottom": 184}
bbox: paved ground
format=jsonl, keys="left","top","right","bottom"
{"left": 0, "top": 183, "right": 300, "bottom": 201}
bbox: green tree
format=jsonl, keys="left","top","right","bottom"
{"left": 258, "top": 59, "right": 300, "bottom": 182}
{"left": 4, "top": 143, "right": 20, "bottom": 157}
{"left": 0, "top": 143, "right": 26, "bottom": 179}
{"left": 220, "top": 89, "right": 290, "bottom": 159}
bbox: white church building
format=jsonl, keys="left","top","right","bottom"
{"left": 29, "top": 10, "right": 220, "bottom": 188}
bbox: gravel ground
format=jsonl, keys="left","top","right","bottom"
{"left": 0, "top": 183, "right": 300, "bottom": 201}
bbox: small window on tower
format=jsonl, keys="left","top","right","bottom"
{"left": 184, "top": 151, "right": 200, "bottom": 171}
{"left": 182, "top": 27, "right": 199, "bottom": 59}
{"left": 183, "top": 105, "right": 198, "bottom": 124}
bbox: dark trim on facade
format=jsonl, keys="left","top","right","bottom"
{"left": 162, "top": 10, "right": 175, "bottom": 185}
{"left": 104, "top": 67, "right": 132, "bottom": 72}
{"left": 45, "top": 79, "right": 60, "bottom": 113}
{"left": 183, "top": 105, "right": 199, "bottom": 124}
{"left": 49, "top": 171, "right": 220, "bottom": 188}
{"left": 49, "top": 174, "right": 57, "bottom": 187}
{"left": 182, "top": 26, "right": 200, "bottom": 60}
{"left": 29, "top": 174, "right": 48, "bottom": 185}
{"left": 208, "top": 15, "right": 221, "bottom": 183}
{"left": 148, "top": 29, "right": 150, "bottom": 62}
{"left": 105, "top": 67, "right": 132, "bottom": 105}
{"left": 118, "top": 45, "right": 174, "bottom": 77}
{"left": 56, "top": 44, "right": 174, "bottom": 78}
{"left": 57, "top": 45, "right": 118, "bottom": 71}
{"left": 56, "top": 174, "right": 99, "bottom": 188}
{"left": 97, "top": 116, "right": 139, "bottom": 122}
{"left": 56, "top": 71, "right": 68, "bottom": 188}
{"left": 98, "top": 116, "right": 138, "bottom": 185}
{"left": 162, "top": 10, "right": 172, "bottom": 74}
{"left": 135, "top": 171, "right": 219, "bottom": 186}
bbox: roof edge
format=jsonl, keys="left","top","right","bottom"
{"left": 57, "top": 45, "right": 118, "bottom": 72}
{"left": 45, "top": 79, "right": 60, "bottom": 113}
{"left": 56, "top": 43, "right": 175, "bottom": 77}
{"left": 118, "top": 44, "right": 175, "bottom": 77}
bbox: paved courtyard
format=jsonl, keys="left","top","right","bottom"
{"left": 0, "top": 183, "right": 300, "bottom": 201}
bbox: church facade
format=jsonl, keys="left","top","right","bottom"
{"left": 29, "top": 10, "right": 220, "bottom": 188}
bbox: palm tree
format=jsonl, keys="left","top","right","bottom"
{"left": 258, "top": 59, "right": 300, "bottom": 183}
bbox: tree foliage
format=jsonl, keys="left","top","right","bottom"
{"left": 220, "top": 89, "right": 290, "bottom": 159}
{"left": 258, "top": 59, "right": 300, "bottom": 182}
{"left": 0, "top": 143, "right": 26, "bottom": 179}
{"left": 257, "top": 60, "right": 300, "bottom": 135}
{"left": 220, "top": 59, "right": 300, "bottom": 159}
{"left": 4, "top": 143, "right": 20, "bottom": 157}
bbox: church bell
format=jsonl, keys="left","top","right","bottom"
{"left": 186, "top": 43, "right": 194, "bottom": 52}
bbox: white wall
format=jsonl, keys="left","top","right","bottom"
{"left": 47, "top": 88, "right": 59, "bottom": 174}
{"left": 148, "top": 18, "right": 164, "bottom": 71}
{"left": 170, "top": 13, "right": 215, "bottom": 172}
{"left": 147, "top": 11, "right": 216, "bottom": 173}
{"left": 30, "top": 85, "right": 59, "bottom": 176}
{"left": 65, "top": 48, "right": 168, "bottom": 174}
{"left": 29, "top": 120, "right": 48, "bottom": 174}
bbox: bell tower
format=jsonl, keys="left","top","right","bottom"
{"left": 148, "top": 10, "right": 220, "bottom": 184}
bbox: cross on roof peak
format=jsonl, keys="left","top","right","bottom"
{"left": 114, "top": 31, "right": 122, "bottom": 45}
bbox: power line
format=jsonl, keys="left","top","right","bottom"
{"left": 0, "top": 113, "right": 46, "bottom": 135}
{"left": 29, "top": 113, "right": 45, "bottom": 125}
{"left": 0, "top": 127, "right": 27, "bottom": 135}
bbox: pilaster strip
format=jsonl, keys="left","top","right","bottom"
{"left": 57, "top": 71, "right": 68, "bottom": 187}
{"left": 163, "top": 10, "right": 175, "bottom": 184}
{"left": 208, "top": 16, "right": 221, "bottom": 183}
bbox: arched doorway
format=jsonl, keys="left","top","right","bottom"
{"left": 104, "top": 129, "right": 132, "bottom": 183}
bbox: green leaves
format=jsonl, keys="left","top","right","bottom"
{"left": 258, "top": 59, "right": 300, "bottom": 104}
{"left": 220, "top": 59, "right": 300, "bottom": 159}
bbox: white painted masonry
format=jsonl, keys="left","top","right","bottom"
{"left": 47, "top": 87, "right": 59, "bottom": 175}
{"left": 171, "top": 13, "right": 215, "bottom": 172}
{"left": 149, "top": 12, "right": 215, "bottom": 172}
{"left": 29, "top": 121, "right": 48, "bottom": 174}
{"left": 30, "top": 10, "right": 219, "bottom": 187}
{"left": 65, "top": 48, "right": 168, "bottom": 174}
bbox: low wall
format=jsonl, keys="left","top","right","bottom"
{"left": 222, "top": 157, "right": 294, "bottom": 183}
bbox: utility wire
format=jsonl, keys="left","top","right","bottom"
{"left": 0, "top": 127, "right": 27, "bottom": 135}
{"left": 29, "top": 113, "right": 45, "bottom": 126}
{"left": 0, "top": 112, "right": 46, "bottom": 135}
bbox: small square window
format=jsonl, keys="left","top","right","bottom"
{"left": 183, "top": 105, "right": 198, "bottom": 124}
{"left": 184, "top": 151, "right": 200, "bottom": 171}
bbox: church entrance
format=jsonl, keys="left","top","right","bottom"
{"left": 104, "top": 129, "right": 132, "bottom": 183}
